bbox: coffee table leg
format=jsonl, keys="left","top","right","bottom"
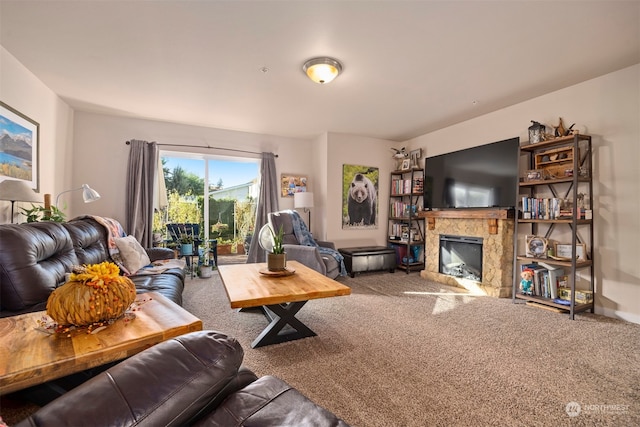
{"left": 251, "top": 301, "right": 316, "bottom": 348}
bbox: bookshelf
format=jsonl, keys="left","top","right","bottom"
{"left": 388, "top": 168, "right": 425, "bottom": 273}
{"left": 513, "top": 134, "right": 594, "bottom": 319}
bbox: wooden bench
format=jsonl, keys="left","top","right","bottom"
{"left": 338, "top": 246, "right": 396, "bottom": 278}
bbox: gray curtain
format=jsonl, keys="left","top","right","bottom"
{"left": 246, "top": 152, "right": 278, "bottom": 263}
{"left": 126, "top": 140, "right": 158, "bottom": 247}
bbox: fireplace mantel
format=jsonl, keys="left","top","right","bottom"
{"left": 418, "top": 209, "right": 515, "bottom": 235}
{"left": 418, "top": 208, "right": 514, "bottom": 220}
{"left": 419, "top": 209, "right": 515, "bottom": 297}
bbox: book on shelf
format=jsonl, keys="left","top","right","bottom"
{"left": 412, "top": 177, "right": 424, "bottom": 193}
{"left": 539, "top": 262, "right": 564, "bottom": 300}
{"left": 521, "top": 197, "right": 562, "bottom": 220}
{"left": 392, "top": 176, "right": 423, "bottom": 195}
{"left": 520, "top": 262, "right": 565, "bottom": 299}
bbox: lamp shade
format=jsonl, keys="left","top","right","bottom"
{"left": 55, "top": 184, "right": 101, "bottom": 207}
{"left": 0, "top": 180, "right": 40, "bottom": 203}
{"left": 294, "top": 192, "right": 314, "bottom": 209}
{"left": 302, "top": 57, "right": 342, "bottom": 84}
{"left": 81, "top": 184, "right": 101, "bottom": 203}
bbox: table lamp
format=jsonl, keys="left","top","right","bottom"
{"left": 294, "top": 192, "right": 314, "bottom": 230}
{"left": 0, "top": 180, "right": 40, "bottom": 223}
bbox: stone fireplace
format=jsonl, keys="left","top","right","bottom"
{"left": 419, "top": 209, "right": 514, "bottom": 297}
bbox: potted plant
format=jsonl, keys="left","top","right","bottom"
{"left": 198, "top": 242, "right": 215, "bottom": 278}
{"left": 21, "top": 204, "right": 66, "bottom": 223}
{"left": 267, "top": 224, "right": 286, "bottom": 271}
{"left": 174, "top": 226, "right": 197, "bottom": 256}
{"left": 151, "top": 210, "right": 166, "bottom": 245}
{"left": 179, "top": 234, "right": 194, "bottom": 256}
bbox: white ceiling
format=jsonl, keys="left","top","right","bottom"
{"left": 1, "top": 1, "right": 638, "bottom": 142}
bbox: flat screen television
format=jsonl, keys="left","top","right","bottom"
{"left": 423, "top": 137, "right": 520, "bottom": 210}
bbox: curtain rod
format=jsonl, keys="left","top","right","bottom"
{"left": 125, "top": 141, "right": 277, "bottom": 157}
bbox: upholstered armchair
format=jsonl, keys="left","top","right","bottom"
{"left": 268, "top": 211, "right": 341, "bottom": 279}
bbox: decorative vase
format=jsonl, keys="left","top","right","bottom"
{"left": 267, "top": 253, "right": 286, "bottom": 271}
{"left": 412, "top": 246, "right": 420, "bottom": 262}
{"left": 199, "top": 265, "right": 213, "bottom": 278}
{"left": 180, "top": 243, "right": 193, "bottom": 256}
{"left": 46, "top": 262, "right": 136, "bottom": 326}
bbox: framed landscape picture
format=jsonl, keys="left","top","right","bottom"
{"left": 0, "top": 101, "right": 39, "bottom": 191}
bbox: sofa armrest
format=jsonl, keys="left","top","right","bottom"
{"left": 17, "top": 331, "right": 256, "bottom": 427}
{"left": 282, "top": 244, "right": 327, "bottom": 275}
{"left": 146, "top": 247, "right": 176, "bottom": 262}
{"left": 316, "top": 240, "right": 336, "bottom": 250}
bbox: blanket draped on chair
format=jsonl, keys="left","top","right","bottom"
{"left": 287, "top": 210, "right": 347, "bottom": 276}
{"left": 73, "top": 215, "right": 131, "bottom": 274}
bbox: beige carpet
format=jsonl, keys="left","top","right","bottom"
{"left": 183, "top": 269, "right": 640, "bottom": 427}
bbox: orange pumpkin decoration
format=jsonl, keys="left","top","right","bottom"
{"left": 46, "top": 262, "right": 136, "bottom": 326}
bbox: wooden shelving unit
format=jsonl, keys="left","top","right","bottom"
{"left": 512, "top": 134, "right": 594, "bottom": 319}
{"left": 388, "top": 168, "right": 425, "bottom": 273}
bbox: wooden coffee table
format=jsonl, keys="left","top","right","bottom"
{"left": 0, "top": 292, "right": 202, "bottom": 396}
{"left": 218, "top": 260, "right": 351, "bottom": 348}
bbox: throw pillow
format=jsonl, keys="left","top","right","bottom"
{"left": 114, "top": 235, "right": 151, "bottom": 274}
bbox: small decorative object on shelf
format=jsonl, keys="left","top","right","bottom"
{"left": 525, "top": 169, "right": 544, "bottom": 181}
{"left": 391, "top": 147, "right": 408, "bottom": 170}
{"left": 553, "top": 117, "right": 575, "bottom": 137}
{"left": 525, "top": 235, "right": 548, "bottom": 258}
{"left": 554, "top": 242, "right": 587, "bottom": 261}
{"left": 409, "top": 148, "right": 422, "bottom": 168}
{"left": 528, "top": 120, "right": 545, "bottom": 144}
{"left": 46, "top": 261, "right": 136, "bottom": 327}
{"left": 520, "top": 269, "right": 534, "bottom": 295}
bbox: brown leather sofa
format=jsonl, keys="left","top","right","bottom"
{"left": 0, "top": 217, "right": 185, "bottom": 318}
{"left": 16, "top": 330, "right": 350, "bottom": 427}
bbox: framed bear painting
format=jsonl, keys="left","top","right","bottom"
{"left": 342, "top": 164, "right": 379, "bottom": 229}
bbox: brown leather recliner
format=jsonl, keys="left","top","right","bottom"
{"left": 17, "top": 330, "right": 350, "bottom": 427}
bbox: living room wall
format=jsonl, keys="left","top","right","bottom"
{"left": 324, "top": 133, "right": 397, "bottom": 248}
{"left": 0, "top": 47, "right": 74, "bottom": 224}
{"left": 71, "top": 117, "right": 398, "bottom": 245}
{"left": 406, "top": 64, "right": 640, "bottom": 323}
{"left": 71, "top": 112, "right": 316, "bottom": 224}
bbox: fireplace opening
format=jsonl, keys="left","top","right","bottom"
{"left": 439, "top": 235, "right": 483, "bottom": 281}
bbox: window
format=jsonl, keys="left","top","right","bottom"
{"left": 156, "top": 151, "right": 259, "bottom": 247}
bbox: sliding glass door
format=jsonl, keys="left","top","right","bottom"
{"left": 156, "top": 151, "right": 259, "bottom": 252}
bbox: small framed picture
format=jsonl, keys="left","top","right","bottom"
{"left": 554, "top": 242, "right": 587, "bottom": 261}
{"left": 525, "top": 235, "right": 548, "bottom": 258}
{"left": 401, "top": 159, "right": 411, "bottom": 171}
{"left": 280, "top": 174, "right": 307, "bottom": 197}
{"left": 525, "top": 169, "right": 543, "bottom": 181}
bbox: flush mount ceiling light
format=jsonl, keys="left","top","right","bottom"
{"left": 302, "top": 57, "right": 343, "bottom": 84}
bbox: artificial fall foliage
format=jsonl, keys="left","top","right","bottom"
{"left": 46, "top": 262, "right": 136, "bottom": 326}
